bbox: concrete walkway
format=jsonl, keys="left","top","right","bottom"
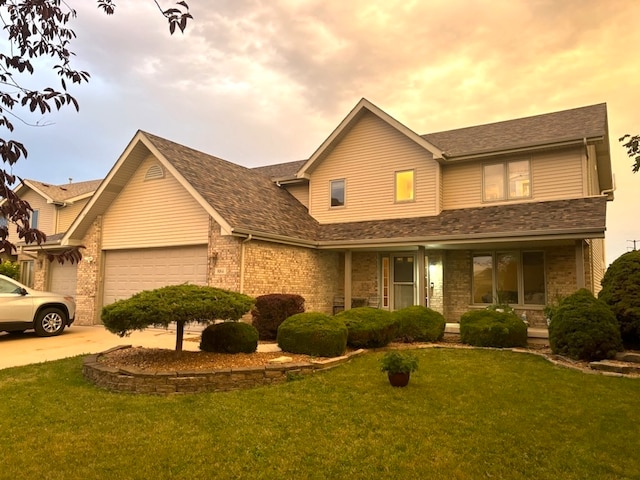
{"left": 1, "top": 323, "right": 548, "bottom": 370}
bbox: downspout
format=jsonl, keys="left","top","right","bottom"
{"left": 239, "top": 234, "right": 253, "bottom": 293}
{"left": 600, "top": 174, "right": 616, "bottom": 198}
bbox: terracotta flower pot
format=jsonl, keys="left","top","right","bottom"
{"left": 387, "top": 372, "right": 410, "bottom": 387}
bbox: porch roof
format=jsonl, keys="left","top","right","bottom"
{"left": 316, "top": 196, "right": 607, "bottom": 246}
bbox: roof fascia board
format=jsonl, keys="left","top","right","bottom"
{"left": 139, "top": 135, "right": 234, "bottom": 235}
{"left": 231, "top": 229, "right": 318, "bottom": 248}
{"left": 298, "top": 98, "right": 444, "bottom": 178}
{"left": 22, "top": 180, "right": 56, "bottom": 203}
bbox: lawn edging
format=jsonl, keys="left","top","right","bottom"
{"left": 83, "top": 346, "right": 366, "bottom": 395}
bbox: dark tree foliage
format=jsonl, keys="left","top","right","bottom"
{"left": 101, "top": 284, "right": 254, "bottom": 352}
{"left": 251, "top": 293, "right": 305, "bottom": 340}
{"left": 619, "top": 134, "right": 640, "bottom": 173}
{"left": 549, "top": 289, "right": 622, "bottom": 361}
{"left": 199, "top": 322, "right": 259, "bottom": 354}
{"left": 0, "top": 0, "right": 191, "bottom": 261}
{"left": 599, "top": 251, "right": 640, "bottom": 348}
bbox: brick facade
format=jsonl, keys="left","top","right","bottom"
{"left": 75, "top": 216, "right": 103, "bottom": 325}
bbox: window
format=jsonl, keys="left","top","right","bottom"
{"left": 395, "top": 170, "right": 414, "bottom": 202}
{"left": 472, "top": 251, "right": 545, "bottom": 305}
{"left": 30, "top": 209, "right": 39, "bottom": 229}
{"left": 20, "top": 260, "right": 34, "bottom": 288}
{"left": 330, "top": 179, "right": 345, "bottom": 207}
{"left": 483, "top": 160, "right": 530, "bottom": 202}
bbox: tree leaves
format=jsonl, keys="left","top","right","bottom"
{"left": 0, "top": 1, "right": 193, "bottom": 261}
{"left": 619, "top": 134, "right": 640, "bottom": 173}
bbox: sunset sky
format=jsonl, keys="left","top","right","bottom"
{"left": 7, "top": 0, "right": 640, "bottom": 263}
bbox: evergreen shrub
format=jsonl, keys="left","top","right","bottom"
{"left": 251, "top": 293, "right": 305, "bottom": 341}
{"left": 598, "top": 250, "right": 640, "bottom": 348}
{"left": 199, "top": 321, "right": 259, "bottom": 353}
{"left": 460, "top": 309, "right": 527, "bottom": 348}
{"left": 277, "top": 312, "right": 347, "bottom": 357}
{"left": 335, "top": 307, "right": 398, "bottom": 348}
{"left": 550, "top": 288, "right": 622, "bottom": 361}
{"left": 394, "top": 305, "right": 446, "bottom": 342}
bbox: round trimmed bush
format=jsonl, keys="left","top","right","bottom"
{"left": 199, "top": 321, "right": 259, "bottom": 353}
{"left": 335, "top": 307, "right": 398, "bottom": 348}
{"left": 277, "top": 312, "right": 347, "bottom": 357}
{"left": 549, "top": 288, "right": 622, "bottom": 361}
{"left": 394, "top": 305, "right": 446, "bottom": 343}
{"left": 598, "top": 250, "right": 640, "bottom": 348}
{"left": 460, "top": 309, "right": 528, "bottom": 348}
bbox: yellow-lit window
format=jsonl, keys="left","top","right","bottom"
{"left": 395, "top": 170, "right": 414, "bottom": 202}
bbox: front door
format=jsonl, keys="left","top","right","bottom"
{"left": 392, "top": 255, "right": 415, "bottom": 310}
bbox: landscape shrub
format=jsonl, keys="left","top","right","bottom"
{"left": 394, "top": 305, "right": 446, "bottom": 342}
{"left": 460, "top": 309, "right": 528, "bottom": 348}
{"left": 598, "top": 250, "right": 640, "bottom": 348}
{"left": 199, "top": 321, "right": 259, "bottom": 353}
{"left": 0, "top": 260, "right": 20, "bottom": 280}
{"left": 101, "top": 284, "right": 254, "bottom": 351}
{"left": 277, "top": 312, "right": 347, "bottom": 357}
{"left": 251, "top": 293, "right": 305, "bottom": 341}
{"left": 335, "top": 307, "right": 398, "bottom": 348}
{"left": 549, "top": 288, "right": 622, "bottom": 361}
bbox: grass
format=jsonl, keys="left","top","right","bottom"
{"left": 1, "top": 348, "right": 639, "bottom": 479}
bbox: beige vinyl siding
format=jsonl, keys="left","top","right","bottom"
{"left": 443, "top": 147, "right": 585, "bottom": 209}
{"left": 309, "top": 111, "right": 438, "bottom": 223}
{"left": 285, "top": 183, "right": 309, "bottom": 209}
{"left": 57, "top": 198, "right": 89, "bottom": 233}
{"left": 21, "top": 190, "right": 56, "bottom": 235}
{"left": 442, "top": 162, "right": 482, "bottom": 209}
{"left": 102, "top": 155, "right": 209, "bottom": 249}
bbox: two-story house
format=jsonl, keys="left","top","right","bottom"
{"left": 6, "top": 179, "right": 101, "bottom": 296}
{"left": 62, "top": 99, "right": 613, "bottom": 326}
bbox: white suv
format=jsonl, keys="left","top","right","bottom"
{"left": 0, "top": 274, "right": 76, "bottom": 336}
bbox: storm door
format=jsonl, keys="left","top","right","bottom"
{"left": 392, "top": 255, "right": 416, "bottom": 310}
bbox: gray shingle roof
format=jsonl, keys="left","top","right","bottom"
{"left": 26, "top": 179, "right": 102, "bottom": 202}
{"left": 318, "top": 197, "right": 607, "bottom": 242}
{"left": 253, "top": 160, "right": 307, "bottom": 180}
{"left": 142, "top": 133, "right": 319, "bottom": 241}
{"left": 422, "top": 103, "right": 607, "bottom": 158}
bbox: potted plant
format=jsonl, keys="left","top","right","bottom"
{"left": 380, "top": 351, "right": 418, "bottom": 387}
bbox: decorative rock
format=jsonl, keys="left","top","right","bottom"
{"left": 268, "top": 356, "right": 293, "bottom": 364}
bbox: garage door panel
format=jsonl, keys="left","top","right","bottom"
{"left": 103, "top": 246, "right": 208, "bottom": 306}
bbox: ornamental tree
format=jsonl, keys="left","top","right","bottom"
{"left": 101, "top": 284, "right": 255, "bottom": 352}
{"left": 620, "top": 134, "right": 640, "bottom": 173}
{"left": 0, "top": 0, "right": 192, "bottom": 261}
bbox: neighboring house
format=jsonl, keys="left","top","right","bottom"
{"left": 62, "top": 99, "right": 613, "bottom": 327}
{"left": 6, "top": 179, "right": 101, "bottom": 296}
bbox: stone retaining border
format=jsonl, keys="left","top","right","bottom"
{"left": 83, "top": 346, "right": 367, "bottom": 395}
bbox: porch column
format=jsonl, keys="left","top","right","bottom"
{"left": 344, "top": 250, "right": 352, "bottom": 311}
{"left": 417, "top": 246, "right": 426, "bottom": 307}
{"left": 575, "top": 240, "right": 586, "bottom": 289}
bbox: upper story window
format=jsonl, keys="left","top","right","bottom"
{"left": 330, "top": 179, "right": 345, "bottom": 207}
{"left": 30, "top": 209, "right": 39, "bottom": 229}
{"left": 483, "top": 160, "right": 530, "bottom": 202}
{"left": 395, "top": 169, "right": 415, "bottom": 202}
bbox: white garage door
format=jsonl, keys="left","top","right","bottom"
{"left": 102, "top": 245, "right": 208, "bottom": 306}
{"left": 49, "top": 261, "right": 78, "bottom": 298}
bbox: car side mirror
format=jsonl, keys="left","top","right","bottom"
{"left": 18, "top": 287, "right": 28, "bottom": 296}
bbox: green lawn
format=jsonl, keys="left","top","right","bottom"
{"left": 1, "top": 349, "right": 638, "bottom": 480}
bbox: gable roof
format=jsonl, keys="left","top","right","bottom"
{"left": 253, "top": 160, "right": 307, "bottom": 181}
{"left": 64, "top": 131, "right": 319, "bottom": 246}
{"left": 19, "top": 178, "right": 101, "bottom": 204}
{"left": 297, "top": 98, "right": 444, "bottom": 178}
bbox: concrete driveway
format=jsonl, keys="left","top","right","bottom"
{"left": 0, "top": 325, "right": 203, "bottom": 370}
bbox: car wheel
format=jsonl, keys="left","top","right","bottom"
{"left": 34, "top": 308, "right": 67, "bottom": 337}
